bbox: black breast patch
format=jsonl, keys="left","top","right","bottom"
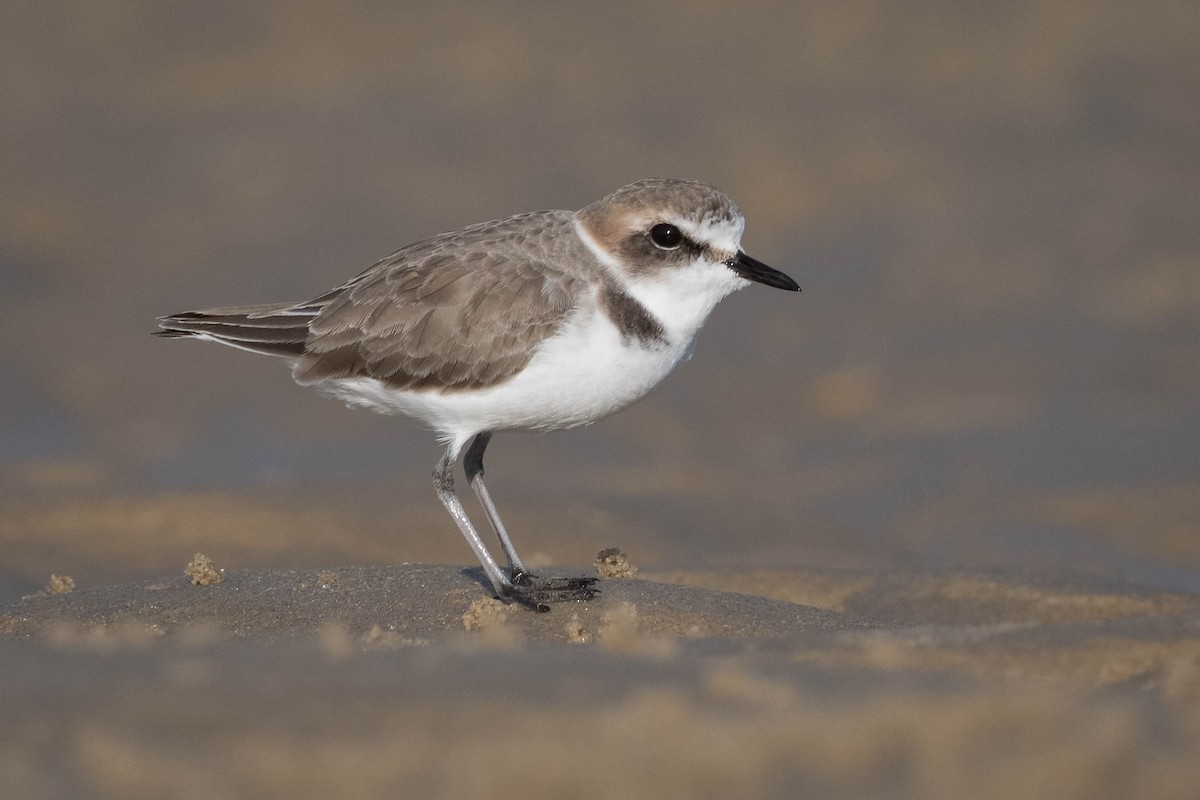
{"left": 599, "top": 284, "right": 668, "bottom": 348}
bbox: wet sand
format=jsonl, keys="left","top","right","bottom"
{"left": 3, "top": 560, "right": 1199, "bottom": 799}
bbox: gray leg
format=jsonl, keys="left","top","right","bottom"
{"left": 463, "top": 432, "right": 529, "bottom": 578}
{"left": 433, "top": 438, "right": 599, "bottom": 611}
{"left": 432, "top": 444, "right": 511, "bottom": 596}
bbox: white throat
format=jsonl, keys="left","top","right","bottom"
{"left": 572, "top": 215, "right": 746, "bottom": 347}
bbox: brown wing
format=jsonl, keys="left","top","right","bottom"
{"left": 293, "top": 226, "right": 585, "bottom": 392}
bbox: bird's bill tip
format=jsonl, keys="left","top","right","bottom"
{"left": 726, "top": 252, "right": 800, "bottom": 291}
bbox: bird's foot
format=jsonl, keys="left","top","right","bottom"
{"left": 501, "top": 571, "right": 599, "bottom": 612}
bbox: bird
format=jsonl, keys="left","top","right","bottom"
{"left": 156, "top": 178, "right": 800, "bottom": 610}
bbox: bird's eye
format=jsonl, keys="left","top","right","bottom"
{"left": 649, "top": 223, "right": 684, "bottom": 250}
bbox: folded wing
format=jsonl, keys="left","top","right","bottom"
{"left": 294, "top": 248, "right": 581, "bottom": 391}
{"left": 157, "top": 213, "right": 586, "bottom": 393}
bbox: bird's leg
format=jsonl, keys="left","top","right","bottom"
{"left": 463, "top": 432, "right": 530, "bottom": 581}
{"left": 432, "top": 445, "right": 512, "bottom": 597}
{"left": 455, "top": 434, "right": 598, "bottom": 609}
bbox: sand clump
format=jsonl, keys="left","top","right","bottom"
{"left": 461, "top": 597, "right": 522, "bottom": 647}
{"left": 184, "top": 553, "right": 222, "bottom": 586}
{"left": 462, "top": 597, "right": 512, "bottom": 631}
{"left": 564, "top": 612, "right": 591, "bottom": 643}
{"left": 596, "top": 547, "right": 638, "bottom": 579}
{"left": 21, "top": 573, "right": 78, "bottom": 599}
{"left": 553, "top": 602, "right": 673, "bottom": 651}
{"left": 599, "top": 601, "right": 641, "bottom": 646}
{"left": 45, "top": 574, "right": 76, "bottom": 595}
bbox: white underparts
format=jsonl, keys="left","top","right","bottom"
{"left": 318, "top": 211, "right": 748, "bottom": 454}
{"left": 316, "top": 291, "right": 691, "bottom": 454}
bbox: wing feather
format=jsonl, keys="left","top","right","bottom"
{"left": 293, "top": 215, "right": 588, "bottom": 391}
{"left": 155, "top": 302, "right": 313, "bottom": 357}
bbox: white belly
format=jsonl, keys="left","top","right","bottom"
{"left": 314, "top": 304, "right": 690, "bottom": 449}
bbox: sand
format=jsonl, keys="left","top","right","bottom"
{"left": 3, "top": 559, "right": 1199, "bottom": 799}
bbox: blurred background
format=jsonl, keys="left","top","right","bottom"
{"left": 2, "top": 0, "right": 1197, "bottom": 598}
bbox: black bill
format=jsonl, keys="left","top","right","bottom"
{"left": 725, "top": 252, "right": 800, "bottom": 291}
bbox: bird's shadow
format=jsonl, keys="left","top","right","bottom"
{"left": 459, "top": 566, "right": 493, "bottom": 593}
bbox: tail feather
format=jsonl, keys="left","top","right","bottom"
{"left": 156, "top": 302, "right": 314, "bottom": 358}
